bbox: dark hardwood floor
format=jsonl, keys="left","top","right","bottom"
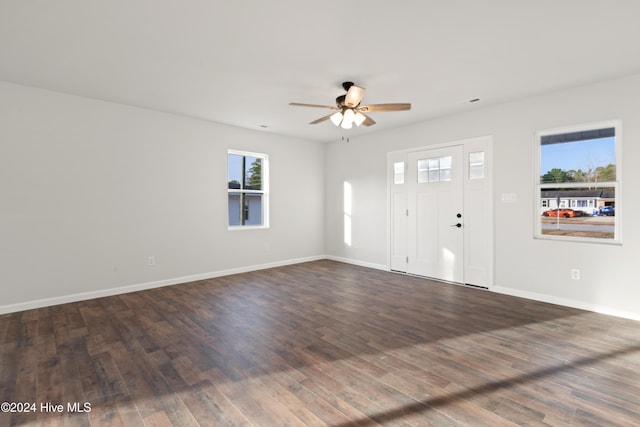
{"left": 1, "top": 260, "right": 639, "bottom": 426}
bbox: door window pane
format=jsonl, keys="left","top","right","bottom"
{"left": 417, "top": 159, "right": 429, "bottom": 183}
{"left": 469, "top": 151, "right": 485, "bottom": 179}
{"left": 417, "top": 156, "right": 453, "bottom": 183}
{"left": 393, "top": 161, "right": 405, "bottom": 184}
{"left": 439, "top": 156, "right": 452, "bottom": 182}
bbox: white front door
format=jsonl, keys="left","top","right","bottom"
{"left": 389, "top": 137, "right": 492, "bottom": 287}
{"left": 407, "top": 145, "right": 464, "bottom": 282}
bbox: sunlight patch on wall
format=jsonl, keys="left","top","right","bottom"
{"left": 344, "top": 181, "right": 352, "bottom": 246}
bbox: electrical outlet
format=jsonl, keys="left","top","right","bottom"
{"left": 571, "top": 269, "right": 580, "bottom": 280}
{"left": 148, "top": 256, "right": 156, "bottom": 266}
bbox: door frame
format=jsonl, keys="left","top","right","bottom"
{"left": 386, "top": 135, "right": 494, "bottom": 288}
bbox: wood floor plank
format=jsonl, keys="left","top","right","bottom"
{"left": 184, "top": 379, "right": 253, "bottom": 427}
{"left": 1, "top": 259, "right": 640, "bottom": 426}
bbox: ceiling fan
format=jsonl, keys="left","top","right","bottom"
{"left": 289, "top": 81, "right": 411, "bottom": 129}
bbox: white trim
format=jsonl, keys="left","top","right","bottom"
{"left": 227, "top": 224, "right": 269, "bottom": 231}
{"left": 227, "top": 148, "right": 267, "bottom": 159}
{"left": 492, "top": 286, "right": 640, "bottom": 322}
{"left": 3, "top": 255, "right": 638, "bottom": 322}
{"left": 324, "top": 255, "right": 388, "bottom": 271}
{"left": 386, "top": 135, "right": 494, "bottom": 156}
{"left": 0, "top": 255, "right": 324, "bottom": 315}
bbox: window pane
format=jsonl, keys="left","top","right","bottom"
{"left": 417, "top": 159, "right": 429, "bottom": 183}
{"left": 469, "top": 151, "right": 485, "bottom": 180}
{"left": 439, "top": 156, "right": 452, "bottom": 170}
{"left": 393, "top": 162, "right": 405, "bottom": 184}
{"left": 540, "top": 128, "right": 615, "bottom": 184}
{"left": 540, "top": 186, "right": 615, "bottom": 239}
{"left": 244, "top": 194, "right": 263, "bottom": 225}
{"left": 228, "top": 154, "right": 243, "bottom": 189}
{"left": 440, "top": 168, "right": 452, "bottom": 182}
{"left": 439, "top": 156, "right": 452, "bottom": 182}
{"left": 228, "top": 193, "right": 241, "bottom": 226}
{"left": 244, "top": 157, "right": 262, "bottom": 190}
{"left": 418, "top": 156, "right": 454, "bottom": 183}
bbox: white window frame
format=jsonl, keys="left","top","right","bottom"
{"left": 227, "top": 149, "right": 269, "bottom": 230}
{"left": 534, "top": 120, "right": 621, "bottom": 244}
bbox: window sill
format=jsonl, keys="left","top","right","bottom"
{"left": 534, "top": 234, "right": 622, "bottom": 246}
{"left": 228, "top": 225, "right": 269, "bottom": 231}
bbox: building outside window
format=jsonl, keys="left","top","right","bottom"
{"left": 535, "top": 122, "right": 620, "bottom": 242}
{"left": 228, "top": 150, "right": 268, "bottom": 228}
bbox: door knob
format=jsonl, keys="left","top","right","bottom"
{"left": 450, "top": 223, "right": 462, "bottom": 228}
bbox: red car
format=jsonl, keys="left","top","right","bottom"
{"left": 542, "top": 208, "right": 586, "bottom": 218}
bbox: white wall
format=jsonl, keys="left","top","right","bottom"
{"left": 325, "top": 73, "right": 640, "bottom": 319}
{"left": 4, "top": 74, "right": 639, "bottom": 319}
{"left": 0, "top": 81, "right": 325, "bottom": 313}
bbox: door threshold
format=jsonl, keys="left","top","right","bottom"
{"left": 393, "top": 270, "right": 488, "bottom": 290}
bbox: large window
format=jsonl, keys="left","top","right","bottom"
{"left": 228, "top": 150, "right": 268, "bottom": 228}
{"left": 535, "top": 122, "right": 620, "bottom": 242}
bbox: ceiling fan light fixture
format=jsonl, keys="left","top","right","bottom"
{"left": 289, "top": 81, "right": 411, "bottom": 128}
{"left": 341, "top": 120, "right": 353, "bottom": 130}
{"left": 330, "top": 111, "right": 343, "bottom": 126}
{"left": 341, "top": 108, "right": 355, "bottom": 129}
{"left": 354, "top": 112, "right": 366, "bottom": 127}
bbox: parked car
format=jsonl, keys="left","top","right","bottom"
{"left": 542, "top": 208, "right": 587, "bottom": 218}
{"left": 598, "top": 206, "right": 615, "bottom": 216}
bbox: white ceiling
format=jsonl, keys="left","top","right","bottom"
{"left": 2, "top": 1, "right": 640, "bottom": 143}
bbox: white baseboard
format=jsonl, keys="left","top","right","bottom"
{"left": 324, "top": 255, "right": 388, "bottom": 271}
{"left": 0, "top": 255, "right": 325, "bottom": 315}
{"left": 492, "top": 286, "right": 640, "bottom": 322}
{"left": 4, "top": 256, "right": 638, "bottom": 322}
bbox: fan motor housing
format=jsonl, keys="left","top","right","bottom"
{"left": 342, "top": 81, "right": 355, "bottom": 91}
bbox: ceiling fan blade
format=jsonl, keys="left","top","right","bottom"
{"left": 309, "top": 113, "right": 334, "bottom": 125}
{"left": 358, "top": 103, "right": 411, "bottom": 112}
{"left": 361, "top": 114, "right": 376, "bottom": 126}
{"left": 289, "top": 102, "right": 340, "bottom": 110}
{"left": 344, "top": 85, "right": 366, "bottom": 108}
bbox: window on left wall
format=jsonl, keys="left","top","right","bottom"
{"left": 228, "top": 150, "right": 268, "bottom": 228}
